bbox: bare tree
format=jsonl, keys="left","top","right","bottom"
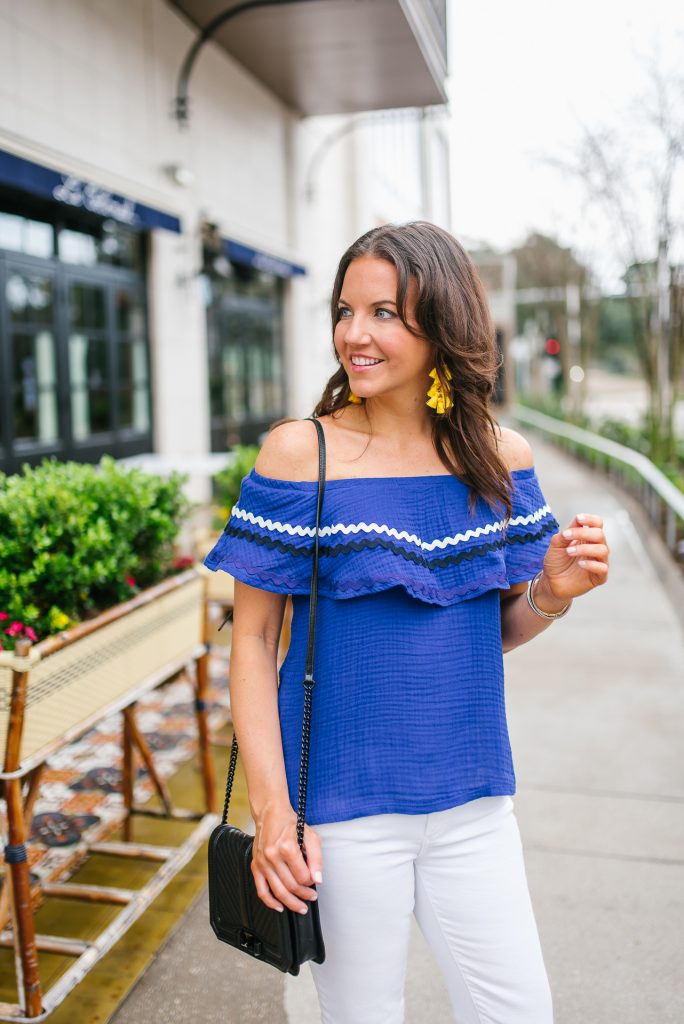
{"left": 545, "top": 55, "right": 684, "bottom": 463}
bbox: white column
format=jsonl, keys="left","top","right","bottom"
{"left": 147, "top": 227, "right": 212, "bottom": 502}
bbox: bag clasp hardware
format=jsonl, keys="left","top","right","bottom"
{"left": 238, "top": 929, "right": 262, "bottom": 956}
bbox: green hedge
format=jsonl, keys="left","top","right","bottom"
{"left": 210, "top": 444, "right": 260, "bottom": 531}
{"left": 0, "top": 456, "right": 193, "bottom": 652}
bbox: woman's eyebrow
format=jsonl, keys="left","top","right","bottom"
{"left": 337, "top": 298, "right": 397, "bottom": 306}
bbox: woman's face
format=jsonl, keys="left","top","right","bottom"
{"left": 334, "top": 256, "right": 434, "bottom": 403}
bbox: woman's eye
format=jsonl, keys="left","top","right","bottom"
{"left": 336, "top": 306, "right": 393, "bottom": 321}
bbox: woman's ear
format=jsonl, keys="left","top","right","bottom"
{"left": 426, "top": 345, "right": 441, "bottom": 371}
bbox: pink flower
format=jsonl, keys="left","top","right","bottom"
{"left": 173, "top": 556, "right": 194, "bottom": 569}
{"left": 0, "top": 612, "right": 8, "bottom": 622}
{"left": 5, "top": 622, "right": 24, "bottom": 637}
{"left": 125, "top": 576, "right": 137, "bottom": 588}
{"left": 25, "top": 627, "right": 38, "bottom": 643}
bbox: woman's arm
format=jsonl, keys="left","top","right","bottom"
{"left": 231, "top": 578, "right": 322, "bottom": 915}
{"left": 495, "top": 427, "right": 609, "bottom": 653}
{"left": 229, "top": 580, "right": 290, "bottom": 819}
{"left": 228, "top": 420, "right": 324, "bottom": 914}
{"left": 500, "top": 573, "right": 570, "bottom": 653}
{"left": 500, "top": 511, "right": 609, "bottom": 652}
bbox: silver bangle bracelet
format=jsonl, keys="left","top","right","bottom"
{"left": 526, "top": 570, "right": 572, "bottom": 620}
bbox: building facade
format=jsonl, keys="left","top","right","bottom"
{"left": 0, "top": 0, "right": 451, "bottom": 497}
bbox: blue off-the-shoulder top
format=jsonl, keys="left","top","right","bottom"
{"left": 204, "top": 466, "right": 559, "bottom": 825}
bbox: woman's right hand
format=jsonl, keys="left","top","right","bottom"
{"left": 251, "top": 801, "right": 323, "bottom": 914}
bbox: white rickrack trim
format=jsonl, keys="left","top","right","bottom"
{"left": 229, "top": 503, "right": 554, "bottom": 553}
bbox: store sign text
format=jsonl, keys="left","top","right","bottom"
{"left": 52, "top": 176, "right": 139, "bottom": 226}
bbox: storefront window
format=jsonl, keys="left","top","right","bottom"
{"left": 58, "top": 219, "right": 143, "bottom": 271}
{"left": 116, "top": 288, "right": 150, "bottom": 433}
{"left": 68, "top": 281, "right": 110, "bottom": 440}
{"left": 0, "top": 212, "right": 53, "bottom": 259}
{"left": 204, "top": 255, "right": 286, "bottom": 449}
{"left": 7, "top": 270, "right": 58, "bottom": 445}
{"left": 0, "top": 195, "right": 152, "bottom": 471}
{"left": 59, "top": 229, "right": 99, "bottom": 267}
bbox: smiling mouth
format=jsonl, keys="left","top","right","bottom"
{"left": 350, "top": 356, "right": 384, "bottom": 367}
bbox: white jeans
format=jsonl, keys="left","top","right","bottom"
{"left": 308, "top": 796, "right": 553, "bottom": 1024}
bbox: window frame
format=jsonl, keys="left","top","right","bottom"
{"left": 0, "top": 212, "right": 153, "bottom": 474}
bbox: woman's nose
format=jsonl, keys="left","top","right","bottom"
{"left": 341, "top": 316, "right": 372, "bottom": 345}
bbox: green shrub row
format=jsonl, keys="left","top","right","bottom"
{"left": 0, "top": 456, "right": 193, "bottom": 651}
{"left": 210, "top": 444, "right": 260, "bottom": 531}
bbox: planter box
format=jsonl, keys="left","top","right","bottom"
{"left": 0, "top": 568, "right": 217, "bottom": 1020}
{"left": 0, "top": 570, "right": 207, "bottom": 771}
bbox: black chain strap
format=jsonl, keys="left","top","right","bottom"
{"left": 221, "top": 416, "right": 326, "bottom": 857}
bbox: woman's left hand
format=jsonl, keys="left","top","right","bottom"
{"left": 542, "top": 513, "right": 610, "bottom": 600}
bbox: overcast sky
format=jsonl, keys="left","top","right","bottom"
{"left": 448, "top": 0, "right": 684, "bottom": 291}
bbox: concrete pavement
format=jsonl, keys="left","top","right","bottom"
{"left": 111, "top": 430, "right": 684, "bottom": 1024}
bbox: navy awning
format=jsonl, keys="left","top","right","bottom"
{"left": 0, "top": 148, "right": 181, "bottom": 234}
{"left": 224, "top": 238, "right": 306, "bottom": 278}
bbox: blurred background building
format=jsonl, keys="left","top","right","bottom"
{"left": 0, "top": 0, "right": 451, "bottom": 499}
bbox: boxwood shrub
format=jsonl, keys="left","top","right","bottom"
{"left": 211, "top": 444, "right": 260, "bottom": 530}
{"left": 0, "top": 456, "right": 193, "bottom": 651}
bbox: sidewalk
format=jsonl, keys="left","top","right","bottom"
{"left": 110, "top": 431, "right": 684, "bottom": 1024}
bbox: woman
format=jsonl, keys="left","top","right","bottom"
{"left": 204, "top": 221, "right": 609, "bottom": 1024}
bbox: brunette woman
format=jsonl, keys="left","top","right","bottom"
{"left": 205, "top": 221, "right": 609, "bottom": 1023}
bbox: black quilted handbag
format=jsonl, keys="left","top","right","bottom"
{"left": 208, "top": 416, "right": 326, "bottom": 975}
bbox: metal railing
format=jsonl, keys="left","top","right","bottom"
{"left": 511, "top": 404, "right": 684, "bottom": 564}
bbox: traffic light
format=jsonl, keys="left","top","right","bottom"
{"left": 543, "top": 337, "right": 563, "bottom": 395}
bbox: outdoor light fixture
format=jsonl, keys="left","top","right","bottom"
{"left": 173, "top": 0, "right": 327, "bottom": 128}
{"left": 200, "top": 219, "right": 223, "bottom": 253}
{"left": 211, "top": 255, "right": 233, "bottom": 278}
{"left": 164, "top": 163, "right": 195, "bottom": 188}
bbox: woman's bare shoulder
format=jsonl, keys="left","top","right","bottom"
{"left": 492, "top": 424, "right": 534, "bottom": 472}
{"left": 254, "top": 418, "right": 321, "bottom": 482}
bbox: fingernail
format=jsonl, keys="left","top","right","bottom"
{"left": 577, "top": 514, "right": 587, "bottom": 521}
{"left": 275, "top": 905, "right": 284, "bottom": 912}
{"left": 567, "top": 546, "right": 577, "bottom": 555}
{"left": 578, "top": 560, "right": 587, "bottom": 567}
{"left": 314, "top": 871, "right": 323, "bottom": 884}
{"left": 299, "top": 906, "right": 309, "bottom": 915}
{"left": 563, "top": 529, "right": 573, "bottom": 538}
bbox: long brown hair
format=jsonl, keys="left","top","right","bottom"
{"left": 312, "top": 221, "right": 513, "bottom": 519}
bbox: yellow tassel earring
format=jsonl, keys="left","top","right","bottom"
{"left": 348, "top": 390, "right": 362, "bottom": 404}
{"left": 426, "top": 366, "right": 453, "bottom": 414}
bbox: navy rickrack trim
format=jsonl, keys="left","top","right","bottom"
{"left": 222, "top": 517, "right": 559, "bottom": 573}
{"left": 506, "top": 517, "right": 559, "bottom": 544}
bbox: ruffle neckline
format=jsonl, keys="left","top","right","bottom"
{"left": 204, "top": 467, "right": 559, "bottom": 606}
{"left": 249, "top": 465, "right": 539, "bottom": 487}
